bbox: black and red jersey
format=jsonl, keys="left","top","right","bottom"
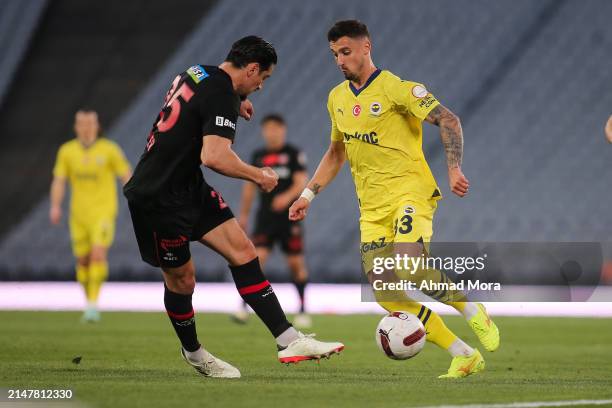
{"left": 124, "top": 65, "right": 240, "bottom": 207}
{"left": 251, "top": 144, "right": 306, "bottom": 215}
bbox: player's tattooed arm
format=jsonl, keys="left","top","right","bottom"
{"left": 425, "top": 105, "right": 470, "bottom": 197}
{"left": 311, "top": 183, "right": 322, "bottom": 195}
{"left": 425, "top": 105, "right": 463, "bottom": 169}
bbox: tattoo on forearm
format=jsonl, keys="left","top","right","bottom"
{"left": 425, "top": 106, "right": 443, "bottom": 126}
{"left": 312, "top": 183, "right": 322, "bottom": 195}
{"left": 441, "top": 125, "right": 463, "bottom": 168}
{"left": 426, "top": 105, "right": 463, "bottom": 168}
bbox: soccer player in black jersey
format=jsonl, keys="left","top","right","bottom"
{"left": 235, "top": 114, "right": 311, "bottom": 328}
{"left": 124, "top": 36, "right": 343, "bottom": 378}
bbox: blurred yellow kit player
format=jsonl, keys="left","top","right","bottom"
{"left": 289, "top": 20, "right": 500, "bottom": 378}
{"left": 50, "top": 109, "right": 131, "bottom": 322}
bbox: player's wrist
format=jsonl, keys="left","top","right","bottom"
{"left": 300, "top": 188, "right": 316, "bottom": 202}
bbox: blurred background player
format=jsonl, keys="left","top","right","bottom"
{"left": 50, "top": 109, "right": 132, "bottom": 322}
{"left": 236, "top": 114, "right": 310, "bottom": 328}
{"left": 605, "top": 115, "right": 612, "bottom": 143}
{"left": 289, "top": 20, "right": 499, "bottom": 378}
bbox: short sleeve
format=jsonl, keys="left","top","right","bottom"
{"left": 201, "top": 89, "right": 239, "bottom": 141}
{"left": 290, "top": 149, "right": 307, "bottom": 172}
{"left": 109, "top": 142, "right": 131, "bottom": 177}
{"left": 327, "top": 90, "right": 343, "bottom": 142}
{"left": 53, "top": 145, "right": 69, "bottom": 178}
{"left": 386, "top": 79, "right": 440, "bottom": 121}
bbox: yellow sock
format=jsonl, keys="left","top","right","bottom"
{"left": 409, "top": 266, "right": 470, "bottom": 314}
{"left": 87, "top": 261, "right": 108, "bottom": 303}
{"left": 76, "top": 264, "right": 89, "bottom": 295}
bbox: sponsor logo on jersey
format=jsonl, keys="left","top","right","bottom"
{"left": 344, "top": 131, "right": 379, "bottom": 145}
{"left": 187, "top": 65, "right": 209, "bottom": 83}
{"left": 412, "top": 85, "right": 428, "bottom": 98}
{"left": 404, "top": 206, "right": 415, "bottom": 215}
{"left": 215, "top": 116, "right": 236, "bottom": 130}
{"left": 369, "top": 102, "right": 382, "bottom": 116}
{"left": 337, "top": 107, "right": 344, "bottom": 115}
{"left": 361, "top": 237, "right": 387, "bottom": 253}
{"left": 352, "top": 104, "right": 361, "bottom": 116}
{"left": 261, "top": 153, "right": 288, "bottom": 167}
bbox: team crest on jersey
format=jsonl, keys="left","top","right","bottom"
{"left": 369, "top": 102, "right": 382, "bottom": 116}
{"left": 404, "top": 206, "right": 415, "bottom": 215}
{"left": 352, "top": 104, "right": 361, "bottom": 116}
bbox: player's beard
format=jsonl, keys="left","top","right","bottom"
{"left": 343, "top": 70, "right": 359, "bottom": 82}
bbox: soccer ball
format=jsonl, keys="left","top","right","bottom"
{"left": 375, "top": 311, "right": 426, "bottom": 360}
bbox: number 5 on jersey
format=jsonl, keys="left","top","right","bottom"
{"left": 157, "top": 76, "right": 195, "bottom": 132}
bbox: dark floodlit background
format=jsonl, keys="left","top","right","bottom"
{"left": 0, "top": 0, "right": 611, "bottom": 284}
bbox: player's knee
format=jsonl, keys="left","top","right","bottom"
{"left": 77, "top": 255, "right": 90, "bottom": 267}
{"left": 167, "top": 272, "right": 195, "bottom": 294}
{"left": 176, "top": 275, "right": 196, "bottom": 293}
{"left": 163, "top": 262, "right": 196, "bottom": 294}
{"left": 90, "top": 247, "right": 108, "bottom": 263}
{"left": 233, "top": 237, "right": 257, "bottom": 265}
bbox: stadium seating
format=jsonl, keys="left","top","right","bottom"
{"left": 0, "top": 0, "right": 46, "bottom": 106}
{"left": 0, "top": 0, "right": 610, "bottom": 281}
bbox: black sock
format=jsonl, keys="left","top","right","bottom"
{"left": 164, "top": 285, "right": 200, "bottom": 352}
{"left": 230, "top": 258, "right": 291, "bottom": 337}
{"left": 293, "top": 280, "right": 307, "bottom": 313}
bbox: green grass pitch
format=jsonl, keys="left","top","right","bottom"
{"left": 1, "top": 312, "right": 611, "bottom": 407}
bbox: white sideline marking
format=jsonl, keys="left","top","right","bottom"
{"left": 416, "top": 399, "right": 612, "bottom": 408}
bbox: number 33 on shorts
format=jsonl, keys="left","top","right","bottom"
{"left": 392, "top": 200, "right": 436, "bottom": 243}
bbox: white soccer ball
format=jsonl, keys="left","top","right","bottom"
{"left": 375, "top": 311, "right": 426, "bottom": 360}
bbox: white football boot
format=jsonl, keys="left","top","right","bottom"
{"left": 180, "top": 348, "right": 241, "bottom": 378}
{"left": 278, "top": 333, "right": 344, "bottom": 364}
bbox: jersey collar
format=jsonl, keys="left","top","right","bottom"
{"left": 349, "top": 69, "right": 381, "bottom": 97}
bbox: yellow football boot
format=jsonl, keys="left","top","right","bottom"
{"left": 438, "top": 349, "right": 485, "bottom": 379}
{"left": 468, "top": 303, "right": 500, "bottom": 352}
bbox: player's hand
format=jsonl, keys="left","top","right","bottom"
{"left": 271, "top": 193, "right": 292, "bottom": 212}
{"left": 49, "top": 205, "right": 62, "bottom": 225}
{"left": 289, "top": 197, "right": 310, "bottom": 221}
{"left": 257, "top": 167, "right": 278, "bottom": 193}
{"left": 239, "top": 99, "right": 254, "bottom": 121}
{"left": 448, "top": 167, "right": 469, "bottom": 197}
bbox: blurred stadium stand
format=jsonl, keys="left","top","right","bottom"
{"left": 0, "top": 0, "right": 610, "bottom": 282}
{"left": 0, "top": 0, "right": 47, "bottom": 105}
{"left": 0, "top": 0, "right": 216, "bottom": 239}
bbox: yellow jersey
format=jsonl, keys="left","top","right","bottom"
{"left": 327, "top": 69, "right": 441, "bottom": 222}
{"left": 53, "top": 138, "right": 131, "bottom": 219}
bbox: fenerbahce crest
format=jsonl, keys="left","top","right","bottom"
{"left": 369, "top": 102, "right": 382, "bottom": 116}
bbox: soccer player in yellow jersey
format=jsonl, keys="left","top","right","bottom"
{"left": 50, "top": 109, "right": 132, "bottom": 322}
{"left": 289, "top": 20, "right": 500, "bottom": 378}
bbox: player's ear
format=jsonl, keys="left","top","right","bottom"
{"left": 363, "top": 38, "right": 371, "bottom": 54}
{"left": 245, "top": 62, "right": 260, "bottom": 78}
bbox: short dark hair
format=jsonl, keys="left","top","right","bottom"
{"left": 225, "top": 36, "right": 277, "bottom": 71}
{"left": 260, "top": 113, "right": 286, "bottom": 126}
{"left": 327, "top": 20, "right": 370, "bottom": 42}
